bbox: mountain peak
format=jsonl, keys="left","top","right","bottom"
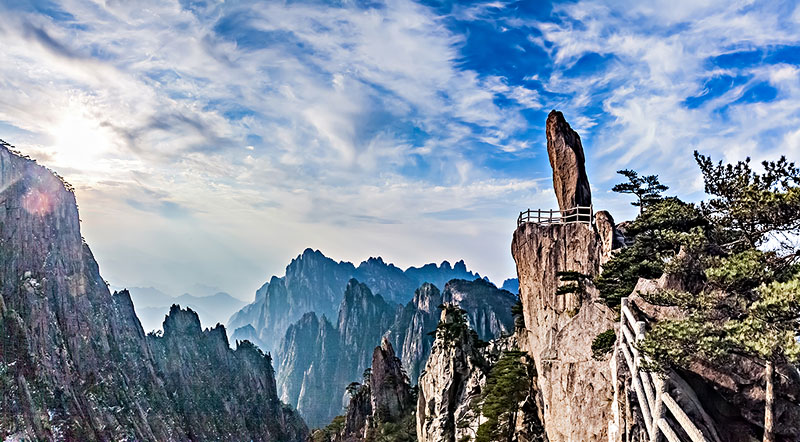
{"left": 163, "top": 305, "right": 202, "bottom": 338}
{"left": 546, "top": 109, "right": 591, "bottom": 211}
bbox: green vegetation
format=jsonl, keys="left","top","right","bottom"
{"left": 473, "top": 351, "right": 532, "bottom": 442}
{"left": 511, "top": 298, "right": 525, "bottom": 329}
{"left": 591, "top": 329, "right": 616, "bottom": 360}
{"left": 312, "top": 415, "right": 346, "bottom": 442}
{"left": 370, "top": 411, "right": 416, "bottom": 442}
{"left": 595, "top": 197, "right": 707, "bottom": 307}
{"left": 428, "top": 304, "right": 486, "bottom": 348}
{"left": 608, "top": 153, "right": 800, "bottom": 442}
{"left": 555, "top": 271, "right": 590, "bottom": 297}
{"left": 612, "top": 169, "right": 669, "bottom": 213}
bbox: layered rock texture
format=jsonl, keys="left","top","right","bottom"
{"left": 512, "top": 111, "right": 620, "bottom": 441}
{"left": 228, "top": 252, "right": 482, "bottom": 355}
{"left": 0, "top": 144, "right": 307, "bottom": 441}
{"left": 416, "top": 307, "right": 544, "bottom": 442}
{"left": 546, "top": 109, "right": 591, "bottom": 211}
{"left": 313, "top": 339, "right": 416, "bottom": 442}
{"left": 277, "top": 279, "right": 517, "bottom": 428}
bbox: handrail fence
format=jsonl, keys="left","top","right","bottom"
{"left": 618, "top": 297, "right": 717, "bottom": 442}
{"left": 517, "top": 205, "right": 593, "bottom": 227}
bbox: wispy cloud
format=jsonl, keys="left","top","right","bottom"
{"left": 0, "top": 0, "right": 798, "bottom": 297}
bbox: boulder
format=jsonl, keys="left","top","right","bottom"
{"left": 546, "top": 110, "right": 592, "bottom": 213}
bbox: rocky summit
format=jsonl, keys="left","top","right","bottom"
{"left": 546, "top": 109, "right": 592, "bottom": 211}
{"left": 0, "top": 143, "right": 306, "bottom": 441}
{"left": 228, "top": 251, "right": 482, "bottom": 356}
{"left": 276, "top": 278, "right": 517, "bottom": 428}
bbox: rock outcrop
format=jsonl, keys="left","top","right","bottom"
{"left": 0, "top": 142, "right": 306, "bottom": 441}
{"left": 416, "top": 307, "right": 488, "bottom": 442}
{"left": 512, "top": 112, "right": 619, "bottom": 441}
{"left": 416, "top": 307, "right": 544, "bottom": 442}
{"left": 276, "top": 279, "right": 516, "bottom": 428}
{"left": 313, "top": 339, "right": 416, "bottom": 442}
{"left": 371, "top": 338, "right": 414, "bottom": 422}
{"left": 546, "top": 109, "right": 591, "bottom": 211}
{"left": 148, "top": 305, "right": 307, "bottom": 441}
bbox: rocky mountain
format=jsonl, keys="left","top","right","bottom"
{"left": 127, "top": 287, "right": 246, "bottom": 332}
{"left": 416, "top": 305, "right": 543, "bottom": 442}
{"left": 546, "top": 109, "right": 591, "bottom": 211}
{"left": 276, "top": 278, "right": 517, "bottom": 428}
{"left": 511, "top": 110, "right": 620, "bottom": 441}
{"left": 312, "top": 338, "right": 416, "bottom": 442}
{"left": 0, "top": 142, "right": 306, "bottom": 441}
{"left": 228, "top": 250, "right": 483, "bottom": 355}
{"left": 501, "top": 278, "right": 519, "bottom": 294}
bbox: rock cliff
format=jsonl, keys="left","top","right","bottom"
{"left": 277, "top": 279, "right": 516, "bottom": 428}
{"left": 312, "top": 338, "right": 416, "bottom": 442}
{"left": 416, "top": 306, "right": 544, "bottom": 442}
{"left": 512, "top": 111, "right": 620, "bottom": 441}
{"left": 546, "top": 110, "right": 591, "bottom": 211}
{"left": 416, "top": 307, "right": 488, "bottom": 442}
{"left": 0, "top": 143, "right": 307, "bottom": 441}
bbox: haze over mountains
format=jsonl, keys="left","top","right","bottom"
{"left": 122, "top": 286, "right": 246, "bottom": 332}
{"left": 199, "top": 247, "right": 519, "bottom": 427}
{"left": 0, "top": 143, "right": 308, "bottom": 441}
{"left": 226, "top": 249, "right": 494, "bottom": 354}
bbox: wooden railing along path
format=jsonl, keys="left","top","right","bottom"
{"left": 517, "top": 205, "right": 593, "bottom": 227}
{"left": 618, "top": 297, "right": 720, "bottom": 442}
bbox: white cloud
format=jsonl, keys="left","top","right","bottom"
{"left": 0, "top": 0, "right": 543, "bottom": 296}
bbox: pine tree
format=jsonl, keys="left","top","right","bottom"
{"left": 611, "top": 169, "right": 669, "bottom": 213}
{"left": 634, "top": 153, "right": 800, "bottom": 442}
{"left": 475, "top": 351, "right": 531, "bottom": 442}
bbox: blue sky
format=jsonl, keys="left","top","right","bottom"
{"left": 1, "top": 0, "right": 799, "bottom": 299}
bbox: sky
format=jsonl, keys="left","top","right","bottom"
{"left": 1, "top": 0, "right": 799, "bottom": 301}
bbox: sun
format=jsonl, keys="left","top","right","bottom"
{"left": 50, "top": 106, "right": 114, "bottom": 173}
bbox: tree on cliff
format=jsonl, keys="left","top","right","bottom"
{"left": 474, "top": 350, "right": 532, "bottom": 442}
{"left": 611, "top": 169, "right": 669, "bottom": 213}
{"left": 595, "top": 197, "right": 706, "bottom": 307}
{"left": 636, "top": 153, "right": 800, "bottom": 442}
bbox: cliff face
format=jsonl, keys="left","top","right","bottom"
{"left": 314, "top": 339, "right": 416, "bottom": 442}
{"left": 391, "top": 283, "right": 442, "bottom": 383}
{"left": 276, "top": 281, "right": 395, "bottom": 428}
{"left": 229, "top": 251, "right": 355, "bottom": 355}
{"left": 148, "top": 305, "right": 308, "bottom": 441}
{"left": 416, "top": 308, "right": 488, "bottom": 442}
{"left": 511, "top": 111, "right": 619, "bottom": 442}
{"left": 0, "top": 144, "right": 306, "bottom": 441}
{"left": 512, "top": 222, "right": 616, "bottom": 442}
{"left": 416, "top": 308, "right": 544, "bottom": 442}
{"left": 546, "top": 110, "right": 591, "bottom": 211}
{"left": 277, "top": 278, "right": 516, "bottom": 428}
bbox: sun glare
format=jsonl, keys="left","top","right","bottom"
{"left": 50, "top": 110, "right": 114, "bottom": 172}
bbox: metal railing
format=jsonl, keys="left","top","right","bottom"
{"left": 517, "top": 205, "right": 593, "bottom": 227}
{"left": 617, "top": 297, "right": 719, "bottom": 442}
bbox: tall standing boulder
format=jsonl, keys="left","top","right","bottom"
{"left": 512, "top": 114, "right": 616, "bottom": 441}
{"left": 370, "top": 338, "right": 412, "bottom": 422}
{"left": 546, "top": 110, "right": 592, "bottom": 212}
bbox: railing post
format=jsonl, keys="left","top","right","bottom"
{"left": 650, "top": 374, "right": 667, "bottom": 442}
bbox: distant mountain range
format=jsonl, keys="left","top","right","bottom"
{"left": 276, "top": 277, "right": 517, "bottom": 427}
{"left": 121, "top": 286, "right": 246, "bottom": 332}
{"left": 227, "top": 248, "right": 488, "bottom": 355}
